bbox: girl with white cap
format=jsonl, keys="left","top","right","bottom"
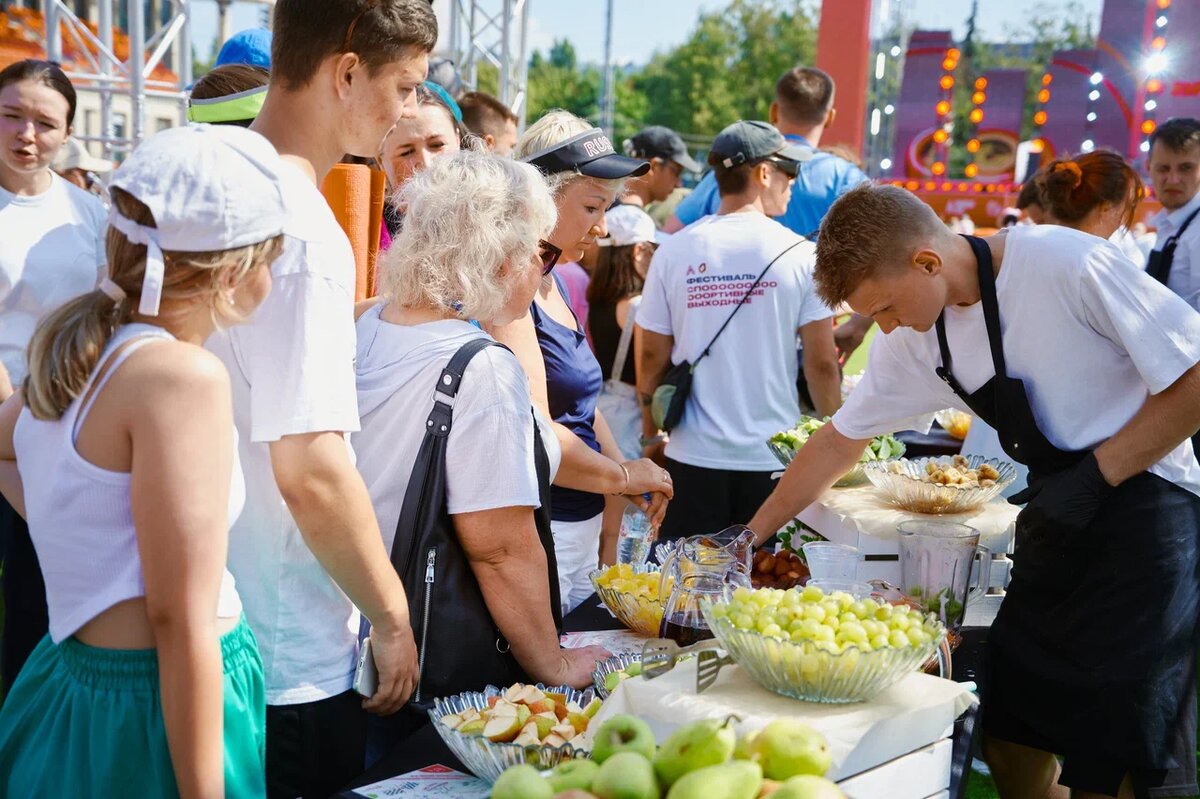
{"left": 0, "top": 124, "right": 288, "bottom": 798}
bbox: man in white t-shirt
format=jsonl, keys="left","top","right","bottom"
{"left": 748, "top": 184, "right": 1200, "bottom": 799}
{"left": 204, "top": 2, "right": 435, "bottom": 796}
{"left": 636, "top": 120, "right": 840, "bottom": 540}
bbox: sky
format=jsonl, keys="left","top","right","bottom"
{"left": 190, "top": 0, "right": 1107, "bottom": 66}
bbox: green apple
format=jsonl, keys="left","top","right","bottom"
{"left": 492, "top": 764, "right": 553, "bottom": 799}
{"left": 653, "top": 717, "right": 737, "bottom": 787}
{"left": 548, "top": 759, "right": 600, "bottom": 793}
{"left": 749, "top": 719, "right": 832, "bottom": 780}
{"left": 591, "top": 714, "right": 657, "bottom": 764}
{"left": 553, "top": 792, "right": 600, "bottom": 799}
{"left": 771, "top": 775, "right": 846, "bottom": 798}
{"left": 664, "top": 760, "right": 762, "bottom": 799}
{"left": 591, "top": 751, "right": 660, "bottom": 799}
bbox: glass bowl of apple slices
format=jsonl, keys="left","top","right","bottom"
{"left": 591, "top": 653, "right": 643, "bottom": 700}
{"left": 429, "top": 682, "right": 601, "bottom": 783}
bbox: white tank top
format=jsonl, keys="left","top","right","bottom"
{"left": 14, "top": 324, "right": 244, "bottom": 643}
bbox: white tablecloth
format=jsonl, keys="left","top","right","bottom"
{"left": 588, "top": 659, "right": 977, "bottom": 780}
{"left": 801, "top": 485, "right": 1017, "bottom": 554}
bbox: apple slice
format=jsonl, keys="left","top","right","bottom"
{"left": 553, "top": 702, "right": 569, "bottom": 722}
{"left": 483, "top": 715, "right": 523, "bottom": 743}
{"left": 516, "top": 705, "right": 532, "bottom": 726}
{"left": 566, "top": 712, "right": 590, "bottom": 735}
{"left": 551, "top": 723, "right": 577, "bottom": 740}
{"left": 533, "top": 715, "right": 557, "bottom": 739}
{"left": 543, "top": 732, "right": 567, "bottom": 748}
{"left": 519, "top": 685, "right": 545, "bottom": 704}
{"left": 458, "top": 719, "right": 485, "bottom": 736}
{"left": 527, "top": 699, "right": 555, "bottom": 715}
{"left": 513, "top": 729, "right": 541, "bottom": 747}
{"left": 503, "top": 684, "right": 526, "bottom": 703}
{"left": 439, "top": 713, "right": 464, "bottom": 730}
{"left": 544, "top": 691, "right": 568, "bottom": 705}
{"left": 565, "top": 700, "right": 583, "bottom": 714}
{"left": 486, "top": 696, "right": 501, "bottom": 709}
{"left": 490, "top": 700, "right": 519, "bottom": 718}
{"left": 460, "top": 707, "right": 481, "bottom": 722}
{"left": 581, "top": 698, "right": 603, "bottom": 719}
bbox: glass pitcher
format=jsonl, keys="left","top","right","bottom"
{"left": 898, "top": 520, "right": 990, "bottom": 631}
{"left": 657, "top": 526, "right": 754, "bottom": 645}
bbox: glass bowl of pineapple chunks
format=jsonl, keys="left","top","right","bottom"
{"left": 429, "top": 682, "right": 600, "bottom": 783}
{"left": 589, "top": 563, "right": 672, "bottom": 637}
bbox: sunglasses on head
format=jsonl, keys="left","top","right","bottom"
{"left": 538, "top": 240, "right": 562, "bottom": 275}
{"left": 764, "top": 156, "right": 799, "bottom": 179}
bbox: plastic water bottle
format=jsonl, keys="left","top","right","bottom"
{"left": 617, "top": 506, "right": 652, "bottom": 566}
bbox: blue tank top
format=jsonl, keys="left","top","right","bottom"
{"left": 530, "top": 275, "right": 605, "bottom": 521}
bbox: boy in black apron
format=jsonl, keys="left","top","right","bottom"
{"left": 748, "top": 184, "right": 1200, "bottom": 799}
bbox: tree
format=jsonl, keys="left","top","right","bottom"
{"left": 633, "top": 0, "right": 818, "bottom": 142}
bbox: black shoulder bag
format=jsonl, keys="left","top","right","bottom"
{"left": 652, "top": 240, "right": 805, "bottom": 431}
{"left": 391, "top": 337, "right": 562, "bottom": 714}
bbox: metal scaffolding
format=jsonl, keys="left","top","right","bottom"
{"left": 40, "top": 0, "right": 193, "bottom": 157}
{"left": 447, "top": 0, "right": 530, "bottom": 127}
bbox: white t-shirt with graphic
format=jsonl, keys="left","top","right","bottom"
{"left": 637, "top": 212, "right": 833, "bottom": 471}
{"left": 0, "top": 173, "right": 106, "bottom": 384}
{"left": 207, "top": 162, "right": 363, "bottom": 705}
{"left": 833, "top": 224, "right": 1200, "bottom": 496}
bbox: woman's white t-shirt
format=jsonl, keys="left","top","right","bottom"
{"left": 0, "top": 173, "right": 106, "bottom": 384}
{"left": 353, "top": 306, "right": 555, "bottom": 554}
{"left": 833, "top": 224, "right": 1200, "bottom": 496}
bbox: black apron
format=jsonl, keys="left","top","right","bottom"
{"left": 378, "top": 337, "right": 562, "bottom": 739}
{"left": 1146, "top": 205, "right": 1200, "bottom": 286}
{"left": 936, "top": 235, "right": 1200, "bottom": 781}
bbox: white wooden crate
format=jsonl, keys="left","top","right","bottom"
{"left": 838, "top": 737, "right": 953, "bottom": 799}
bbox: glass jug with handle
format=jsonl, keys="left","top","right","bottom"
{"left": 657, "top": 526, "right": 754, "bottom": 645}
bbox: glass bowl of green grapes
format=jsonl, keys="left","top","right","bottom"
{"left": 702, "top": 585, "right": 946, "bottom": 703}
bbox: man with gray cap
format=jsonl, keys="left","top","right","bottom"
{"left": 619, "top": 125, "right": 700, "bottom": 218}
{"left": 635, "top": 120, "right": 841, "bottom": 539}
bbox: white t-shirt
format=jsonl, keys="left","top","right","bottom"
{"left": 353, "top": 308, "right": 552, "bottom": 554}
{"left": 0, "top": 173, "right": 106, "bottom": 384}
{"left": 834, "top": 224, "right": 1200, "bottom": 496}
{"left": 206, "top": 162, "right": 363, "bottom": 705}
{"left": 1150, "top": 190, "right": 1200, "bottom": 313}
{"left": 637, "top": 212, "right": 833, "bottom": 471}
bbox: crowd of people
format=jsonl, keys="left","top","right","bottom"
{"left": 0, "top": 1, "right": 1198, "bottom": 798}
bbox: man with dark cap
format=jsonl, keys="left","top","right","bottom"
{"left": 619, "top": 125, "right": 700, "bottom": 221}
{"left": 636, "top": 120, "right": 841, "bottom": 539}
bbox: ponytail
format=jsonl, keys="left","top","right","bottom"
{"left": 1035, "top": 150, "right": 1142, "bottom": 230}
{"left": 24, "top": 288, "right": 132, "bottom": 420}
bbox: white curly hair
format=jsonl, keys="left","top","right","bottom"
{"left": 378, "top": 149, "right": 557, "bottom": 322}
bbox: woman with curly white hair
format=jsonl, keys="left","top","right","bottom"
{"left": 352, "top": 149, "right": 610, "bottom": 755}
{"left": 492, "top": 110, "right": 674, "bottom": 611}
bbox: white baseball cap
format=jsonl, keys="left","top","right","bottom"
{"left": 52, "top": 137, "right": 113, "bottom": 175}
{"left": 106, "top": 124, "right": 287, "bottom": 316}
{"left": 599, "top": 204, "right": 669, "bottom": 248}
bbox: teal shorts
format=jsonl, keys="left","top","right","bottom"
{"left": 0, "top": 618, "right": 266, "bottom": 797}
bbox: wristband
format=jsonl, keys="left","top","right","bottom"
{"left": 612, "top": 462, "right": 631, "bottom": 495}
{"left": 639, "top": 433, "right": 667, "bottom": 448}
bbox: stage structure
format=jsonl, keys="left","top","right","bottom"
{"left": 446, "top": 0, "right": 530, "bottom": 128}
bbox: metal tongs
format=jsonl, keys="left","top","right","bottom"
{"left": 641, "top": 638, "right": 737, "bottom": 693}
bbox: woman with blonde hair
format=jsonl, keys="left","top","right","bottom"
{"left": 492, "top": 110, "right": 674, "bottom": 609}
{"left": 354, "top": 149, "right": 610, "bottom": 755}
{"left": 0, "top": 125, "right": 287, "bottom": 797}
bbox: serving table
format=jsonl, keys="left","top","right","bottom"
{"left": 341, "top": 596, "right": 985, "bottom": 799}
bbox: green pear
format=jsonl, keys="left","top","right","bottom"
{"left": 733, "top": 730, "right": 759, "bottom": 761}
{"left": 591, "top": 752, "right": 660, "bottom": 799}
{"left": 771, "top": 775, "right": 846, "bottom": 798}
{"left": 591, "top": 714, "right": 657, "bottom": 764}
{"left": 548, "top": 759, "right": 600, "bottom": 793}
{"left": 653, "top": 717, "right": 737, "bottom": 787}
{"left": 665, "top": 760, "right": 763, "bottom": 799}
{"left": 749, "top": 719, "right": 832, "bottom": 781}
{"left": 492, "top": 764, "right": 553, "bottom": 799}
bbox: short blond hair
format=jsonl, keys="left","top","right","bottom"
{"left": 814, "top": 183, "right": 941, "bottom": 307}
{"left": 514, "top": 108, "right": 625, "bottom": 197}
{"left": 378, "top": 150, "right": 556, "bottom": 322}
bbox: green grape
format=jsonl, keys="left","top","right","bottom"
{"left": 890, "top": 614, "right": 912, "bottom": 631}
{"left": 790, "top": 629, "right": 808, "bottom": 643}
{"left": 788, "top": 618, "right": 808, "bottom": 634}
{"left": 839, "top": 622, "right": 867, "bottom": 644}
{"left": 839, "top": 612, "right": 859, "bottom": 626}
{"left": 874, "top": 604, "right": 894, "bottom": 621}
{"left": 889, "top": 630, "right": 910, "bottom": 648}
{"left": 906, "top": 628, "right": 932, "bottom": 646}
{"left": 849, "top": 601, "right": 871, "bottom": 620}
{"left": 734, "top": 613, "right": 754, "bottom": 630}
{"left": 870, "top": 634, "right": 890, "bottom": 649}
{"left": 733, "top": 587, "right": 753, "bottom": 603}
{"left": 761, "top": 623, "right": 783, "bottom": 639}
{"left": 799, "top": 619, "right": 822, "bottom": 638}
{"left": 814, "top": 626, "right": 836, "bottom": 643}
{"left": 800, "top": 585, "right": 824, "bottom": 603}
{"left": 803, "top": 604, "right": 827, "bottom": 623}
